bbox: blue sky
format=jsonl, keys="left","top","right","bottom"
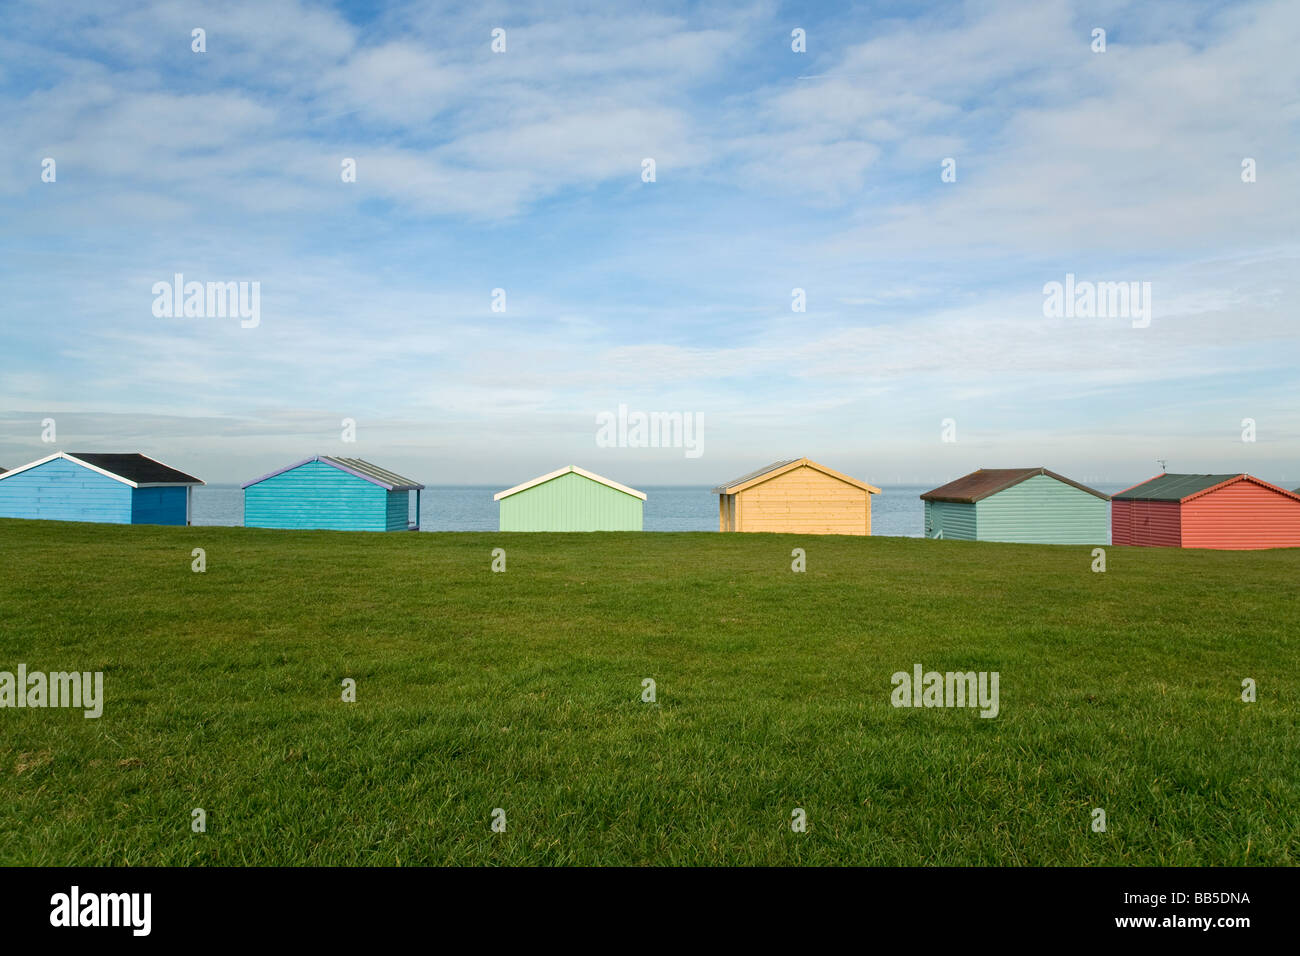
{"left": 1, "top": 0, "right": 1297, "bottom": 488}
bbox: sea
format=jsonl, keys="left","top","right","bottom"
{"left": 191, "top": 483, "right": 1134, "bottom": 535}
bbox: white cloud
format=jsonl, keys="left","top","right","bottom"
{"left": 1, "top": 0, "right": 1297, "bottom": 485}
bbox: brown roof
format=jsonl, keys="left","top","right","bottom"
{"left": 920, "top": 467, "right": 1109, "bottom": 503}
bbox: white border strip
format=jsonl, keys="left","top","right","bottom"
{"left": 494, "top": 465, "right": 647, "bottom": 501}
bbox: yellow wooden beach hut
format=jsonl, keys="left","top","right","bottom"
{"left": 712, "top": 458, "right": 882, "bottom": 535}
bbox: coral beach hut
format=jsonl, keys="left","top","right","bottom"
{"left": 920, "top": 467, "right": 1109, "bottom": 543}
{"left": 1112, "top": 473, "right": 1300, "bottom": 549}
{"left": 712, "top": 458, "right": 881, "bottom": 535}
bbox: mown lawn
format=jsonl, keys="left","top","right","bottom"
{"left": 0, "top": 517, "right": 1296, "bottom": 865}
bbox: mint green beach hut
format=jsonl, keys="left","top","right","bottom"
{"left": 920, "top": 467, "right": 1109, "bottom": 544}
{"left": 494, "top": 465, "right": 645, "bottom": 531}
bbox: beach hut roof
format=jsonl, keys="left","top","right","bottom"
{"left": 711, "top": 457, "right": 881, "bottom": 496}
{"left": 711, "top": 459, "right": 798, "bottom": 493}
{"left": 0, "top": 451, "right": 203, "bottom": 487}
{"left": 1113, "top": 473, "right": 1300, "bottom": 503}
{"left": 921, "top": 467, "right": 1108, "bottom": 503}
{"left": 494, "top": 465, "right": 646, "bottom": 501}
{"left": 241, "top": 456, "right": 423, "bottom": 491}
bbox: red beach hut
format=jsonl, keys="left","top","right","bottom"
{"left": 1112, "top": 473, "right": 1300, "bottom": 549}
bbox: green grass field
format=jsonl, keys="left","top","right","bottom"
{"left": 0, "top": 517, "right": 1296, "bottom": 866}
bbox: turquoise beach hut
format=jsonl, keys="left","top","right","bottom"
{"left": 0, "top": 451, "right": 203, "bottom": 525}
{"left": 242, "top": 456, "right": 424, "bottom": 531}
{"left": 920, "top": 467, "right": 1109, "bottom": 544}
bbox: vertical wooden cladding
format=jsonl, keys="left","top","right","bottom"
{"left": 1111, "top": 498, "right": 1181, "bottom": 546}
{"left": 718, "top": 494, "right": 737, "bottom": 532}
{"left": 1182, "top": 480, "right": 1300, "bottom": 549}
{"left": 495, "top": 467, "right": 644, "bottom": 531}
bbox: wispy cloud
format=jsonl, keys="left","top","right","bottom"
{"left": 1, "top": 0, "right": 1297, "bottom": 486}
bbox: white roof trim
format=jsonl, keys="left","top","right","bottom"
{"left": 494, "top": 465, "right": 647, "bottom": 501}
{"left": 0, "top": 452, "right": 63, "bottom": 482}
{"left": 0, "top": 451, "right": 138, "bottom": 488}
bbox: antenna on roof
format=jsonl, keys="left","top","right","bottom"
{"left": 1157, "top": 459, "right": 1167, "bottom": 473}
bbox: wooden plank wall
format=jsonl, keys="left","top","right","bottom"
{"left": 0, "top": 458, "right": 132, "bottom": 523}
{"left": 734, "top": 466, "right": 870, "bottom": 535}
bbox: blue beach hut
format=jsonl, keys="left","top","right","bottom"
{"left": 242, "top": 456, "right": 424, "bottom": 531}
{"left": 0, "top": 452, "right": 203, "bottom": 525}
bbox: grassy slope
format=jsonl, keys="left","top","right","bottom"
{"left": 0, "top": 517, "right": 1296, "bottom": 866}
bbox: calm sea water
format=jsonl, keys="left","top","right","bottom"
{"left": 193, "top": 484, "right": 1134, "bottom": 535}
{"left": 194, "top": 485, "right": 931, "bottom": 535}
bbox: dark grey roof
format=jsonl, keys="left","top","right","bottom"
{"left": 69, "top": 453, "right": 203, "bottom": 485}
{"left": 711, "top": 459, "right": 799, "bottom": 495}
{"left": 1112, "top": 473, "right": 1241, "bottom": 502}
